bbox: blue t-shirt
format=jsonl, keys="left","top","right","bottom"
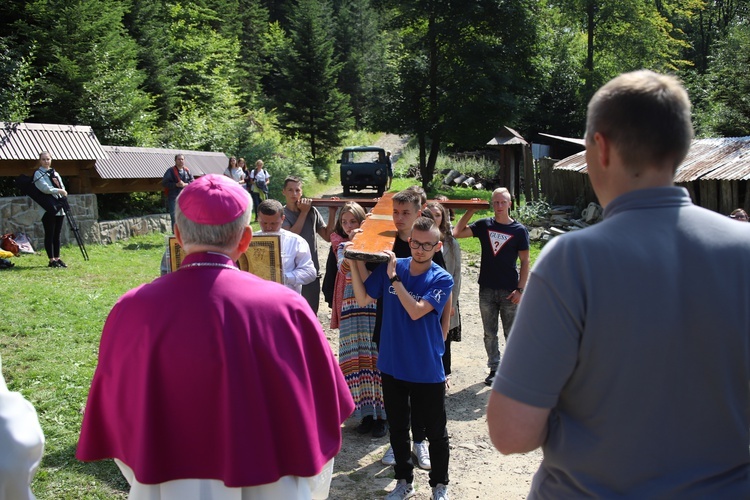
{"left": 365, "top": 258, "right": 453, "bottom": 383}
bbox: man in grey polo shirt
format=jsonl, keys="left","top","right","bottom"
{"left": 487, "top": 70, "right": 750, "bottom": 498}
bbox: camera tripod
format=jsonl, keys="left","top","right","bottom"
{"left": 59, "top": 197, "right": 89, "bottom": 261}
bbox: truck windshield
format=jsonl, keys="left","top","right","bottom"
{"left": 345, "top": 151, "right": 384, "bottom": 163}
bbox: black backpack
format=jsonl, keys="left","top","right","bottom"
{"left": 15, "top": 171, "right": 64, "bottom": 214}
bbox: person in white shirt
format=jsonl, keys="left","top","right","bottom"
{"left": 0, "top": 355, "right": 45, "bottom": 500}
{"left": 248, "top": 160, "right": 270, "bottom": 222}
{"left": 223, "top": 156, "right": 246, "bottom": 184}
{"left": 256, "top": 199, "right": 317, "bottom": 295}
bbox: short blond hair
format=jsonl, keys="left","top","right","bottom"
{"left": 586, "top": 70, "right": 693, "bottom": 172}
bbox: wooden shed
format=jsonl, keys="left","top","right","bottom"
{"left": 95, "top": 146, "right": 229, "bottom": 193}
{"left": 485, "top": 126, "right": 537, "bottom": 203}
{"left": 0, "top": 122, "right": 108, "bottom": 193}
{"left": 0, "top": 122, "right": 229, "bottom": 194}
{"left": 546, "top": 136, "right": 750, "bottom": 214}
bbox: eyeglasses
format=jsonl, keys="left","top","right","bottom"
{"left": 409, "top": 239, "right": 439, "bottom": 251}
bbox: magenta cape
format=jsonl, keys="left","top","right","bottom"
{"left": 76, "top": 252, "right": 354, "bottom": 487}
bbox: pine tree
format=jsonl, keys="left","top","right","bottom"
{"left": 125, "top": 0, "right": 181, "bottom": 125}
{"left": 277, "top": 0, "right": 353, "bottom": 159}
{"left": 237, "top": 0, "right": 271, "bottom": 101}
{"left": 333, "top": 0, "right": 387, "bottom": 128}
{"left": 127, "top": 0, "right": 245, "bottom": 150}
{"left": 19, "top": 0, "right": 156, "bottom": 145}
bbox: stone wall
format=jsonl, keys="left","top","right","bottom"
{"left": 97, "top": 214, "right": 171, "bottom": 244}
{"left": 0, "top": 195, "right": 170, "bottom": 250}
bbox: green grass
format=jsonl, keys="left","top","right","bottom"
{"left": 1, "top": 151, "right": 543, "bottom": 498}
{"left": 1, "top": 234, "right": 169, "bottom": 499}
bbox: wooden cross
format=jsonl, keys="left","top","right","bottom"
{"left": 312, "top": 193, "right": 489, "bottom": 262}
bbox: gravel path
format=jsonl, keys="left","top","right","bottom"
{"left": 317, "top": 134, "right": 542, "bottom": 499}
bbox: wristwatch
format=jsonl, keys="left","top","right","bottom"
{"left": 390, "top": 274, "right": 401, "bottom": 284}
{"left": 515, "top": 287, "right": 524, "bottom": 293}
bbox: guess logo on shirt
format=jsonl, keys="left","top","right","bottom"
{"left": 489, "top": 231, "right": 512, "bottom": 256}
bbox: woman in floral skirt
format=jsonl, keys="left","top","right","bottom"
{"left": 330, "top": 202, "right": 387, "bottom": 438}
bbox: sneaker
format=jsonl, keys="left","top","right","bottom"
{"left": 55, "top": 259, "right": 68, "bottom": 268}
{"left": 412, "top": 441, "right": 431, "bottom": 470}
{"left": 372, "top": 419, "right": 388, "bottom": 438}
{"left": 431, "top": 483, "right": 449, "bottom": 500}
{"left": 356, "top": 415, "right": 374, "bottom": 434}
{"left": 381, "top": 446, "right": 396, "bottom": 466}
{"left": 484, "top": 370, "right": 496, "bottom": 386}
{"left": 48, "top": 261, "right": 57, "bottom": 268}
{"left": 385, "top": 479, "right": 415, "bottom": 499}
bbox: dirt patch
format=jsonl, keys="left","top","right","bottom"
{"left": 317, "top": 135, "right": 542, "bottom": 499}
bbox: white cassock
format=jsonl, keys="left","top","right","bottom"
{"left": 115, "top": 458, "right": 333, "bottom": 500}
{"left": 0, "top": 356, "right": 45, "bottom": 500}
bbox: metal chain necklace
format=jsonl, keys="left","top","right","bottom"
{"left": 178, "top": 262, "right": 239, "bottom": 272}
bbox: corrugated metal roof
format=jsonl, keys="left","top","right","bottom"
{"left": 97, "top": 146, "right": 229, "bottom": 179}
{"left": 0, "top": 122, "right": 108, "bottom": 160}
{"left": 553, "top": 136, "right": 750, "bottom": 182}
{"left": 553, "top": 151, "right": 587, "bottom": 172}
{"left": 486, "top": 126, "right": 529, "bottom": 147}
{"left": 676, "top": 137, "right": 750, "bottom": 182}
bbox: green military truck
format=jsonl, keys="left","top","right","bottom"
{"left": 339, "top": 146, "right": 388, "bottom": 196}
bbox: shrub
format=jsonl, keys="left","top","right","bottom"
{"left": 98, "top": 192, "right": 165, "bottom": 220}
{"left": 512, "top": 198, "right": 551, "bottom": 227}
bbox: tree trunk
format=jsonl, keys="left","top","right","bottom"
{"left": 421, "top": 0, "right": 440, "bottom": 191}
{"left": 423, "top": 131, "right": 441, "bottom": 191}
{"left": 309, "top": 109, "right": 318, "bottom": 159}
{"left": 418, "top": 132, "right": 427, "bottom": 176}
{"left": 523, "top": 145, "right": 537, "bottom": 202}
{"left": 585, "top": 0, "right": 595, "bottom": 98}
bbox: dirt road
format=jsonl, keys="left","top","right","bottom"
{"left": 317, "top": 134, "right": 542, "bottom": 499}
{"left": 319, "top": 255, "right": 541, "bottom": 499}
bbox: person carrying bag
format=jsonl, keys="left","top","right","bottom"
{"left": 248, "top": 159, "right": 270, "bottom": 221}
{"left": 32, "top": 152, "right": 68, "bottom": 268}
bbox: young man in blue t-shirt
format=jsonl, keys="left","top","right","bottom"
{"left": 349, "top": 217, "right": 454, "bottom": 500}
{"left": 453, "top": 187, "right": 529, "bottom": 386}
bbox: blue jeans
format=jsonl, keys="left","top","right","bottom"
{"left": 479, "top": 286, "right": 518, "bottom": 371}
{"left": 167, "top": 196, "right": 177, "bottom": 232}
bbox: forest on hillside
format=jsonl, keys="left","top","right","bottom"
{"left": 2, "top": 0, "right": 750, "bottom": 179}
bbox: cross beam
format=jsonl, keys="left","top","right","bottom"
{"left": 312, "top": 194, "right": 489, "bottom": 262}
